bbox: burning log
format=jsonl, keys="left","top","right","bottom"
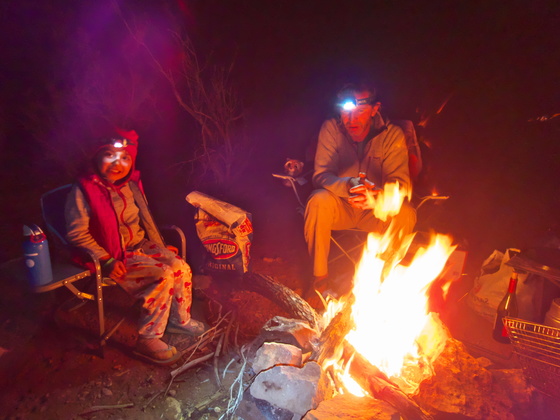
{"left": 311, "top": 295, "right": 355, "bottom": 365}
{"left": 345, "top": 342, "right": 433, "bottom": 420}
{"left": 311, "top": 296, "right": 432, "bottom": 420}
{"left": 242, "top": 272, "right": 320, "bottom": 329}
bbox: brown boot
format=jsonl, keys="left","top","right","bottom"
{"left": 307, "top": 275, "right": 329, "bottom": 297}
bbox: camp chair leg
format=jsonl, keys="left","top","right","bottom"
{"left": 330, "top": 235, "right": 358, "bottom": 265}
{"left": 101, "top": 316, "right": 127, "bottom": 345}
{"left": 94, "top": 270, "right": 107, "bottom": 358}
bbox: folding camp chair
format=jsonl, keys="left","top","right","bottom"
{"left": 272, "top": 173, "right": 366, "bottom": 265}
{"left": 34, "top": 184, "right": 186, "bottom": 357}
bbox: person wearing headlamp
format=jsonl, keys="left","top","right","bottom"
{"left": 65, "top": 129, "right": 205, "bottom": 364}
{"left": 304, "top": 82, "right": 416, "bottom": 301}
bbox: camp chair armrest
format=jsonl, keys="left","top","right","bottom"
{"left": 160, "top": 225, "right": 187, "bottom": 260}
{"left": 415, "top": 194, "right": 450, "bottom": 210}
{"left": 272, "top": 173, "right": 307, "bottom": 209}
{"left": 75, "top": 246, "right": 104, "bottom": 278}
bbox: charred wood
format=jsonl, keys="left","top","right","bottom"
{"left": 311, "top": 295, "right": 355, "bottom": 365}
{"left": 345, "top": 342, "right": 433, "bottom": 420}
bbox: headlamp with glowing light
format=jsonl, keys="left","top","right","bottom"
{"left": 108, "top": 138, "right": 128, "bottom": 148}
{"left": 337, "top": 96, "right": 373, "bottom": 111}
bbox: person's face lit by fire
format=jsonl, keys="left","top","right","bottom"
{"left": 96, "top": 147, "right": 133, "bottom": 183}
{"left": 340, "top": 90, "right": 380, "bottom": 143}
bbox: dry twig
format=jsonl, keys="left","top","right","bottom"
{"left": 213, "top": 332, "right": 225, "bottom": 387}
{"left": 221, "top": 345, "right": 249, "bottom": 419}
{"left": 180, "top": 327, "right": 225, "bottom": 358}
{"left": 142, "top": 391, "right": 163, "bottom": 411}
{"left": 194, "top": 389, "right": 228, "bottom": 411}
{"left": 80, "top": 403, "right": 134, "bottom": 415}
{"left": 222, "top": 311, "right": 236, "bottom": 355}
{"left": 171, "top": 352, "right": 216, "bottom": 379}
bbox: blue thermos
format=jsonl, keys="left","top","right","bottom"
{"left": 23, "top": 224, "right": 53, "bottom": 287}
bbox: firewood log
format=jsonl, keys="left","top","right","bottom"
{"left": 344, "top": 342, "right": 433, "bottom": 420}
{"left": 241, "top": 272, "right": 320, "bottom": 329}
{"left": 311, "top": 295, "right": 355, "bottom": 365}
{"left": 311, "top": 295, "right": 432, "bottom": 420}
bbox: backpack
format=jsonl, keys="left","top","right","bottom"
{"left": 390, "top": 119, "right": 422, "bottom": 181}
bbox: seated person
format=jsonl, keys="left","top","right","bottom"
{"left": 65, "top": 129, "right": 204, "bottom": 364}
{"left": 304, "top": 81, "right": 417, "bottom": 298}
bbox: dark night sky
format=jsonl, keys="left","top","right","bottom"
{"left": 1, "top": 0, "right": 560, "bottom": 263}
{"left": 191, "top": 0, "right": 560, "bottom": 256}
{"left": 188, "top": 1, "right": 560, "bottom": 173}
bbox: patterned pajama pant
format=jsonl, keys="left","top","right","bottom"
{"left": 116, "top": 240, "right": 193, "bottom": 338}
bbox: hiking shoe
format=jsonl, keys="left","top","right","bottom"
{"left": 303, "top": 275, "right": 330, "bottom": 300}
{"left": 133, "top": 338, "right": 180, "bottom": 365}
{"left": 166, "top": 319, "right": 206, "bottom": 336}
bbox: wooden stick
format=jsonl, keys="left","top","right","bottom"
{"left": 344, "top": 342, "right": 433, "bottom": 420}
{"left": 171, "top": 352, "right": 216, "bottom": 379}
{"left": 234, "top": 322, "right": 240, "bottom": 350}
{"left": 80, "top": 403, "right": 134, "bottom": 415}
{"left": 194, "top": 389, "right": 227, "bottom": 411}
{"left": 311, "top": 295, "right": 355, "bottom": 365}
{"left": 180, "top": 327, "right": 225, "bottom": 357}
{"left": 222, "top": 312, "right": 235, "bottom": 356}
{"left": 214, "top": 332, "right": 225, "bottom": 387}
{"left": 165, "top": 334, "right": 221, "bottom": 397}
{"left": 241, "top": 272, "right": 319, "bottom": 329}
{"left": 143, "top": 390, "right": 163, "bottom": 410}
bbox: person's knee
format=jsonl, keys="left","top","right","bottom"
{"left": 306, "top": 189, "right": 338, "bottom": 213}
{"left": 167, "top": 257, "right": 191, "bottom": 276}
{"left": 153, "top": 265, "right": 175, "bottom": 284}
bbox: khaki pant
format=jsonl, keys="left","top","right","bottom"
{"left": 304, "top": 189, "right": 416, "bottom": 277}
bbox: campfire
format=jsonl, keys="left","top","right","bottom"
{"left": 238, "top": 220, "right": 460, "bottom": 419}
{"left": 237, "top": 186, "right": 532, "bottom": 419}
{"left": 329, "top": 229, "right": 455, "bottom": 396}
{"left": 314, "top": 182, "right": 455, "bottom": 395}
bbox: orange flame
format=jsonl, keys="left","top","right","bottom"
{"left": 342, "top": 231, "right": 455, "bottom": 394}
{"left": 327, "top": 184, "right": 456, "bottom": 395}
{"left": 365, "top": 182, "right": 411, "bottom": 222}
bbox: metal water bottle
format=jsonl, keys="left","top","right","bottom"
{"left": 23, "top": 224, "right": 53, "bottom": 287}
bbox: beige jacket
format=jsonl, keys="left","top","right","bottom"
{"left": 312, "top": 114, "right": 411, "bottom": 198}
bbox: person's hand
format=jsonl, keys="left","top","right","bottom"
{"left": 348, "top": 177, "right": 379, "bottom": 209}
{"left": 104, "top": 259, "right": 127, "bottom": 281}
{"left": 348, "top": 191, "right": 375, "bottom": 209}
{"left": 166, "top": 245, "right": 179, "bottom": 254}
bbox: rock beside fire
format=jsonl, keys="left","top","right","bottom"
{"left": 416, "top": 337, "right": 533, "bottom": 419}
{"left": 303, "top": 393, "right": 399, "bottom": 420}
{"left": 251, "top": 342, "right": 303, "bottom": 373}
{"left": 250, "top": 361, "right": 334, "bottom": 417}
{"left": 248, "top": 316, "right": 320, "bottom": 357}
{"left": 236, "top": 394, "right": 295, "bottom": 420}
